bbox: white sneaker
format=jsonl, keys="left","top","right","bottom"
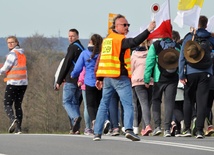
{"left": 103, "top": 120, "right": 110, "bottom": 134}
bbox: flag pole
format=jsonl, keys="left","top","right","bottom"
{"left": 168, "top": 0, "right": 171, "bottom": 20}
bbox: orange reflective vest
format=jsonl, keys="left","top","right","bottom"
{"left": 4, "top": 50, "right": 27, "bottom": 82}
{"left": 96, "top": 32, "right": 131, "bottom": 78}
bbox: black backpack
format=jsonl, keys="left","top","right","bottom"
{"left": 153, "top": 38, "right": 180, "bottom": 77}
{"left": 187, "top": 34, "right": 213, "bottom": 69}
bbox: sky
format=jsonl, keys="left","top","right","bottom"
{"left": 0, "top": 0, "right": 213, "bottom": 39}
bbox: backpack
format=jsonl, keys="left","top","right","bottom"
{"left": 153, "top": 38, "right": 180, "bottom": 77}
{"left": 53, "top": 42, "right": 84, "bottom": 89}
{"left": 72, "top": 42, "right": 85, "bottom": 65}
{"left": 187, "top": 34, "right": 213, "bottom": 69}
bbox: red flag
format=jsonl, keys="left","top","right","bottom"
{"left": 148, "top": 0, "right": 172, "bottom": 40}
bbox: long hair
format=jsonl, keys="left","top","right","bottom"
{"left": 6, "top": 36, "right": 20, "bottom": 47}
{"left": 87, "top": 34, "right": 103, "bottom": 62}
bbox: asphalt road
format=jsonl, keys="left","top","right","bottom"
{"left": 0, "top": 134, "right": 213, "bottom": 155}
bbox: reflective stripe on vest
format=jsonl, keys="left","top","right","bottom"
{"left": 96, "top": 32, "right": 131, "bottom": 78}
{"left": 4, "top": 50, "right": 27, "bottom": 82}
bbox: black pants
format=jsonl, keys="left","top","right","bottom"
{"left": 152, "top": 81, "right": 178, "bottom": 130}
{"left": 183, "top": 72, "right": 211, "bottom": 131}
{"left": 206, "top": 89, "right": 214, "bottom": 126}
{"left": 4, "top": 85, "right": 27, "bottom": 124}
{"left": 85, "top": 85, "right": 102, "bottom": 121}
{"left": 174, "top": 101, "right": 184, "bottom": 123}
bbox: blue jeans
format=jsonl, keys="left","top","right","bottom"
{"left": 94, "top": 76, "right": 134, "bottom": 135}
{"left": 82, "top": 90, "right": 91, "bottom": 129}
{"left": 109, "top": 92, "right": 120, "bottom": 129}
{"left": 63, "top": 82, "right": 81, "bottom": 125}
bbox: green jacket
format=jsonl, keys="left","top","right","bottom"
{"left": 144, "top": 43, "right": 160, "bottom": 83}
{"left": 144, "top": 39, "right": 181, "bottom": 83}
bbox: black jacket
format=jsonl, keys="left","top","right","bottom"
{"left": 57, "top": 40, "right": 84, "bottom": 85}
{"left": 120, "top": 29, "right": 151, "bottom": 76}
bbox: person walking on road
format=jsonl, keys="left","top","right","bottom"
{"left": 0, "top": 36, "right": 28, "bottom": 134}
{"left": 93, "top": 14, "right": 156, "bottom": 141}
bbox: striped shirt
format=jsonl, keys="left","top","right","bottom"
{"left": 0, "top": 47, "right": 28, "bottom": 85}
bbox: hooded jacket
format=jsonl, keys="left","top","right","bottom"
{"left": 131, "top": 48, "right": 153, "bottom": 87}
{"left": 71, "top": 46, "right": 99, "bottom": 87}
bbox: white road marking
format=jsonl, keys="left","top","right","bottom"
{"left": 86, "top": 134, "right": 214, "bottom": 152}
{"left": 139, "top": 139, "right": 214, "bottom": 152}
{"left": 14, "top": 134, "right": 214, "bottom": 152}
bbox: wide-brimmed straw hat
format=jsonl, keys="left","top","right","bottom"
{"left": 184, "top": 40, "right": 205, "bottom": 63}
{"left": 158, "top": 48, "right": 179, "bottom": 69}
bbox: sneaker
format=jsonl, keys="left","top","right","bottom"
{"left": 205, "top": 125, "right": 214, "bottom": 136}
{"left": 164, "top": 130, "right": 171, "bottom": 137}
{"left": 175, "top": 130, "right": 181, "bottom": 137}
{"left": 93, "top": 134, "right": 101, "bottom": 141}
{"left": 191, "top": 117, "right": 197, "bottom": 136}
{"left": 15, "top": 131, "right": 22, "bottom": 134}
{"left": 141, "top": 129, "right": 145, "bottom": 135}
{"left": 103, "top": 120, "right": 110, "bottom": 134}
{"left": 170, "top": 124, "right": 176, "bottom": 136}
{"left": 111, "top": 128, "right": 120, "bottom": 136}
{"left": 152, "top": 127, "right": 162, "bottom": 136}
{"left": 69, "top": 130, "right": 80, "bottom": 134}
{"left": 125, "top": 130, "right": 140, "bottom": 141}
{"left": 8, "top": 119, "right": 17, "bottom": 133}
{"left": 105, "top": 129, "right": 112, "bottom": 135}
{"left": 141, "top": 125, "right": 152, "bottom": 136}
{"left": 181, "top": 129, "right": 192, "bottom": 137}
{"left": 72, "top": 117, "right": 82, "bottom": 133}
{"left": 84, "top": 128, "right": 93, "bottom": 135}
{"left": 195, "top": 130, "right": 204, "bottom": 139}
{"left": 15, "top": 128, "right": 22, "bottom": 134}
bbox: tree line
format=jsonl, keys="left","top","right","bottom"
{"left": 0, "top": 33, "right": 85, "bottom": 133}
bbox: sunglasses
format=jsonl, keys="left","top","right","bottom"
{"left": 118, "top": 23, "right": 130, "bottom": 27}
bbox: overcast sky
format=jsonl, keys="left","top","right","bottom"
{"left": 0, "top": 0, "right": 213, "bottom": 39}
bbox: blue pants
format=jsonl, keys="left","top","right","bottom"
{"left": 63, "top": 82, "right": 81, "bottom": 126}
{"left": 94, "top": 76, "right": 134, "bottom": 135}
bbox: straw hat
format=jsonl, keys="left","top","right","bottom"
{"left": 184, "top": 40, "right": 205, "bottom": 63}
{"left": 158, "top": 48, "right": 179, "bottom": 69}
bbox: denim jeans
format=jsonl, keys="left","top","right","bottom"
{"left": 94, "top": 76, "right": 134, "bottom": 135}
{"left": 63, "top": 82, "right": 81, "bottom": 125}
{"left": 82, "top": 90, "right": 91, "bottom": 129}
{"left": 109, "top": 92, "right": 120, "bottom": 129}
